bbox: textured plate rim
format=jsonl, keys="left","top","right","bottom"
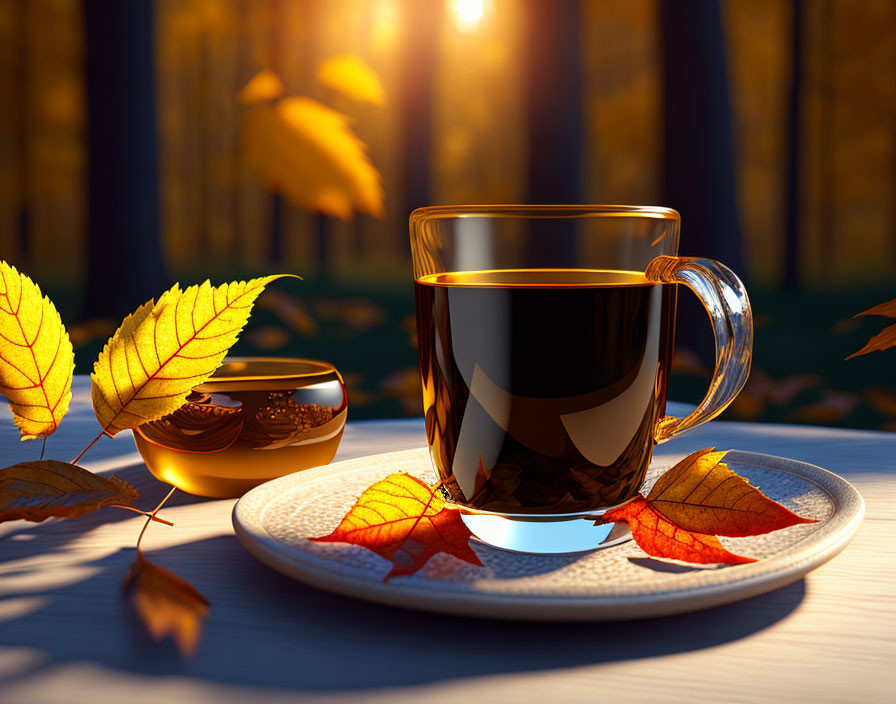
{"left": 232, "top": 448, "right": 864, "bottom": 621}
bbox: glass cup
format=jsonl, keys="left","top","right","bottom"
{"left": 133, "top": 357, "right": 348, "bottom": 498}
{"left": 410, "top": 205, "right": 752, "bottom": 554}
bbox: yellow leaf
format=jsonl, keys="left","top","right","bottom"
{"left": 242, "top": 97, "right": 384, "bottom": 220}
{"left": 91, "top": 276, "right": 289, "bottom": 436}
{"left": 0, "top": 459, "right": 137, "bottom": 523}
{"left": 316, "top": 54, "right": 386, "bottom": 106}
{"left": 237, "top": 69, "right": 284, "bottom": 105}
{"left": 0, "top": 261, "right": 75, "bottom": 439}
{"left": 124, "top": 556, "right": 209, "bottom": 657}
{"left": 645, "top": 448, "right": 815, "bottom": 537}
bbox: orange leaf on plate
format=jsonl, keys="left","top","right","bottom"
{"left": 124, "top": 555, "right": 209, "bottom": 657}
{"left": 0, "top": 260, "right": 75, "bottom": 439}
{"left": 310, "top": 473, "right": 482, "bottom": 581}
{"left": 0, "top": 459, "right": 137, "bottom": 523}
{"left": 645, "top": 448, "right": 815, "bottom": 537}
{"left": 597, "top": 497, "right": 755, "bottom": 565}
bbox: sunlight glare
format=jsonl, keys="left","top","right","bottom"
{"left": 453, "top": 0, "right": 484, "bottom": 33}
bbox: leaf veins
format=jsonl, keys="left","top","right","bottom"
{"left": 90, "top": 276, "right": 291, "bottom": 436}
{"left": 0, "top": 260, "right": 75, "bottom": 439}
{"left": 311, "top": 472, "right": 482, "bottom": 581}
{"left": 0, "top": 459, "right": 138, "bottom": 523}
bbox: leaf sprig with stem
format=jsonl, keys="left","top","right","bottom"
{"left": 0, "top": 260, "right": 292, "bottom": 655}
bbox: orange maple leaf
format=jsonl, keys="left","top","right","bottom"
{"left": 311, "top": 473, "right": 483, "bottom": 581}
{"left": 597, "top": 497, "right": 756, "bottom": 565}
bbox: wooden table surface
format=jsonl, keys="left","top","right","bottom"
{"left": 1, "top": 377, "right": 893, "bottom": 703}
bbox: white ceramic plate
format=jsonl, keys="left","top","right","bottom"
{"left": 232, "top": 447, "right": 864, "bottom": 621}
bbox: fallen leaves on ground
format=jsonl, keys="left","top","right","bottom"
{"left": 789, "top": 390, "right": 859, "bottom": 424}
{"left": 311, "top": 473, "right": 482, "bottom": 580}
{"left": 0, "top": 459, "right": 137, "bottom": 523}
{"left": 257, "top": 290, "right": 319, "bottom": 337}
{"left": 246, "top": 325, "right": 290, "bottom": 351}
{"left": 727, "top": 369, "right": 820, "bottom": 421}
{"left": 865, "top": 386, "right": 896, "bottom": 416}
{"left": 91, "top": 276, "right": 287, "bottom": 436}
{"left": 0, "top": 260, "right": 75, "bottom": 439}
{"left": 124, "top": 555, "right": 209, "bottom": 657}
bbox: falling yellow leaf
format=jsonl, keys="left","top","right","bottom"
{"left": 91, "top": 276, "right": 289, "bottom": 436}
{"left": 242, "top": 97, "right": 384, "bottom": 220}
{"left": 237, "top": 69, "right": 284, "bottom": 105}
{"left": 0, "top": 261, "right": 75, "bottom": 439}
{"left": 316, "top": 54, "right": 386, "bottom": 106}
{"left": 124, "top": 556, "right": 209, "bottom": 657}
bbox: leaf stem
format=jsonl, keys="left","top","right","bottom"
{"left": 39, "top": 436, "right": 47, "bottom": 461}
{"left": 111, "top": 504, "right": 175, "bottom": 527}
{"left": 72, "top": 430, "right": 106, "bottom": 464}
{"left": 136, "top": 486, "right": 177, "bottom": 556}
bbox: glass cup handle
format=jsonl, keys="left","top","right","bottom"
{"left": 645, "top": 255, "right": 753, "bottom": 444}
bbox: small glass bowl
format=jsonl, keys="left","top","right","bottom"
{"left": 133, "top": 357, "right": 347, "bottom": 498}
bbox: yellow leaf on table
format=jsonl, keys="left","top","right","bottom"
{"left": 316, "top": 54, "right": 386, "bottom": 106}
{"left": 0, "top": 260, "right": 75, "bottom": 439}
{"left": 124, "top": 556, "right": 209, "bottom": 657}
{"left": 0, "top": 459, "right": 137, "bottom": 523}
{"left": 91, "top": 276, "right": 287, "bottom": 436}
{"left": 237, "top": 69, "right": 284, "bottom": 105}
{"left": 242, "top": 97, "right": 384, "bottom": 220}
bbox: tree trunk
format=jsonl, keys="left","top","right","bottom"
{"left": 784, "top": 0, "right": 805, "bottom": 288}
{"left": 660, "top": 0, "right": 745, "bottom": 365}
{"left": 268, "top": 0, "right": 285, "bottom": 265}
{"left": 523, "top": 0, "right": 583, "bottom": 267}
{"left": 82, "top": 0, "right": 168, "bottom": 319}
{"left": 399, "top": 0, "right": 442, "bottom": 255}
{"left": 15, "top": 0, "right": 30, "bottom": 264}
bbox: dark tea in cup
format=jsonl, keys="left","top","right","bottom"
{"left": 416, "top": 268, "right": 677, "bottom": 514}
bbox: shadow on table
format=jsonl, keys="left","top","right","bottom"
{"left": 0, "top": 532, "right": 806, "bottom": 695}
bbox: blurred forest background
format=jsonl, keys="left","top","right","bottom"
{"left": 2, "top": 0, "right": 896, "bottom": 427}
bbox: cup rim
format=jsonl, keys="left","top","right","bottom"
{"left": 409, "top": 204, "right": 680, "bottom": 225}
